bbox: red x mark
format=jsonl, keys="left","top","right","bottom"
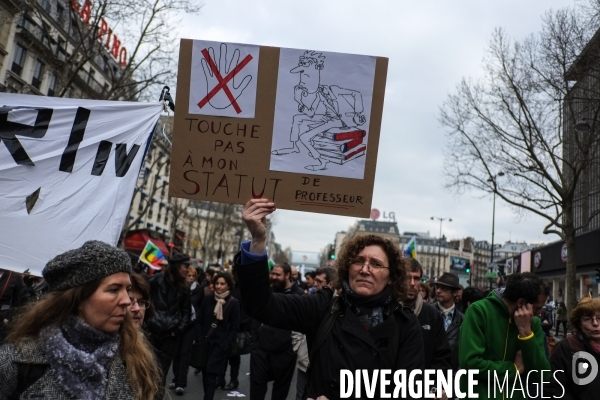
{"left": 197, "top": 48, "right": 253, "bottom": 114}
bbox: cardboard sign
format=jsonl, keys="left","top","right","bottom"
{"left": 0, "top": 94, "right": 162, "bottom": 275}
{"left": 170, "top": 39, "right": 388, "bottom": 217}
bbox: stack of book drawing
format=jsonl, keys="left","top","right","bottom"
{"left": 312, "top": 127, "right": 367, "bottom": 164}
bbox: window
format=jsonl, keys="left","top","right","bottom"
{"left": 163, "top": 211, "right": 168, "bottom": 224}
{"left": 56, "top": 2, "right": 65, "bottom": 24}
{"left": 157, "top": 205, "right": 163, "bottom": 221}
{"left": 40, "top": 22, "right": 52, "bottom": 48}
{"left": 41, "top": 0, "right": 52, "bottom": 13}
{"left": 31, "top": 59, "right": 45, "bottom": 89}
{"left": 161, "top": 182, "right": 167, "bottom": 197}
{"left": 137, "top": 201, "right": 143, "bottom": 213}
{"left": 47, "top": 74, "right": 56, "bottom": 96}
{"left": 56, "top": 36, "right": 65, "bottom": 56}
{"left": 148, "top": 205, "right": 153, "bottom": 219}
{"left": 87, "top": 68, "right": 95, "bottom": 85}
{"left": 11, "top": 44, "right": 26, "bottom": 76}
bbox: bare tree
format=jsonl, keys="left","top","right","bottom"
{"left": 439, "top": 5, "right": 600, "bottom": 310}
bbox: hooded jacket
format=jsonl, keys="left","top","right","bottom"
{"left": 459, "top": 289, "right": 550, "bottom": 400}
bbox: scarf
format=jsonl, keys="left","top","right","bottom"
{"left": 342, "top": 280, "right": 393, "bottom": 330}
{"left": 213, "top": 290, "right": 230, "bottom": 320}
{"left": 410, "top": 293, "right": 425, "bottom": 317}
{"left": 437, "top": 302, "right": 455, "bottom": 316}
{"left": 41, "top": 315, "right": 119, "bottom": 400}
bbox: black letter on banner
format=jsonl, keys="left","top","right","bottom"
{"left": 92, "top": 140, "right": 113, "bottom": 176}
{"left": 114, "top": 143, "right": 140, "bottom": 177}
{"left": 59, "top": 107, "right": 91, "bottom": 173}
{"left": 0, "top": 107, "right": 53, "bottom": 166}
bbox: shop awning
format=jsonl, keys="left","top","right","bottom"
{"left": 124, "top": 230, "right": 170, "bottom": 257}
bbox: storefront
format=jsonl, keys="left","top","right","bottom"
{"left": 532, "top": 229, "right": 600, "bottom": 305}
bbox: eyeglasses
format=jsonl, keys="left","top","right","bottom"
{"left": 581, "top": 316, "right": 600, "bottom": 324}
{"left": 129, "top": 298, "right": 150, "bottom": 309}
{"left": 351, "top": 257, "right": 389, "bottom": 272}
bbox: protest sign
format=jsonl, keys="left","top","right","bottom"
{"left": 170, "top": 39, "right": 388, "bottom": 217}
{"left": 0, "top": 94, "right": 162, "bottom": 275}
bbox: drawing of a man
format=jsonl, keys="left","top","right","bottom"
{"left": 271, "top": 51, "right": 366, "bottom": 171}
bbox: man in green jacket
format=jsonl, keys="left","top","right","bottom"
{"left": 459, "top": 272, "right": 550, "bottom": 400}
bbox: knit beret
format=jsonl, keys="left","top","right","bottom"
{"left": 43, "top": 240, "right": 132, "bottom": 292}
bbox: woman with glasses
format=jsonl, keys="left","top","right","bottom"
{"left": 545, "top": 298, "right": 600, "bottom": 399}
{"left": 128, "top": 273, "right": 153, "bottom": 328}
{"left": 235, "top": 199, "right": 424, "bottom": 400}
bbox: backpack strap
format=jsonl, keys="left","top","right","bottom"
{"left": 12, "top": 362, "right": 47, "bottom": 399}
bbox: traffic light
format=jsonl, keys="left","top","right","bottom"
{"left": 498, "top": 264, "right": 505, "bottom": 277}
{"left": 465, "top": 261, "right": 471, "bottom": 286}
{"left": 328, "top": 245, "right": 336, "bottom": 260}
{"left": 330, "top": 253, "right": 335, "bottom": 260}
{"left": 596, "top": 268, "right": 600, "bottom": 281}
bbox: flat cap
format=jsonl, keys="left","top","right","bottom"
{"left": 43, "top": 240, "right": 132, "bottom": 292}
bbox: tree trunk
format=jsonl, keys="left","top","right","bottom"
{"left": 564, "top": 201, "right": 577, "bottom": 314}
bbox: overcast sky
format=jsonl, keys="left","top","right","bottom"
{"left": 180, "top": 0, "right": 575, "bottom": 254}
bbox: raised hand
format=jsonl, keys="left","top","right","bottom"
{"left": 514, "top": 303, "right": 534, "bottom": 338}
{"left": 200, "top": 43, "right": 253, "bottom": 111}
{"left": 242, "top": 198, "right": 276, "bottom": 255}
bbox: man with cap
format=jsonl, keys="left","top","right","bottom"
{"left": 146, "top": 252, "right": 192, "bottom": 396}
{"left": 432, "top": 272, "right": 464, "bottom": 371}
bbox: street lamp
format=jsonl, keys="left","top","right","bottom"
{"left": 487, "top": 172, "right": 504, "bottom": 289}
{"left": 431, "top": 216, "right": 452, "bottom": 278}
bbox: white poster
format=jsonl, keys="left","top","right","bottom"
{"left": 188, "top": 40, "right": 260, "bottom": 118}
{"left": 0, "top": 94, "right": 162, "bottom": 276}
{"left": 270, "top": 48, "right": 376, "bottom": 179}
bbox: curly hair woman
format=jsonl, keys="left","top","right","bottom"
{"left": 0, "top": 241, "right": 160, "bottom": 400}
{"left": 235, "top": 199, "right": 424, "bottom": 400}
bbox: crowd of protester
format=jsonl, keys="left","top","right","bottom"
{"left": 1, "top": 198, "right": 600, "bottom": 399}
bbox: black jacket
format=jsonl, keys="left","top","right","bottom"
{"left": 432, "top": 302, "right": 463, "bottom": 371}
{"left": 236, "top": 254, "right": 425, "bottom": 400}
{"left": 407, "top": 302, "right": 452, "bottom": 370}
{"left": 254, "top": 282, "right": 304, "bottom": 352}
{"left": 545, "top": 334, "right": 600, "bottom": 400}
{"left": 190, "top": 282, "right": 204, "bottom": 326}
{"left": 146, "top": 272, "right": 191, "bottom": 337}
{"left": 198, "top": 293, "right": 240, "bottom": 374}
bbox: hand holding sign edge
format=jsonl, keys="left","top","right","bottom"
{"left": 242, "top": 198, "right": 275, "bottom": 255}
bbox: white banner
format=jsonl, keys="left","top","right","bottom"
{"left": 0, "top": 94, "right": 162, "bottom": 276}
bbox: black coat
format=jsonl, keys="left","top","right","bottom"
{"left": 146, "top": 273, "right": 191, "bottom": 337}
{"left": 432, "top": 302, "right": 464, "bottom": 370}
{"left": 198, "top": 293, "right": 240, "bottom": 374}
{"left": 253, "top": 282, "right": 305, "bottom": 352}
{"left": 545, "top": 334, "right": 600, "bottom": 400}
{"left": 236, "top": 255, "right": 425, "bottom": 400}
{"left": 190, "top": 282, "right": 204, "bottom": 326}
{"left": 412, "top": 302, "right": 452, "bottom": 370}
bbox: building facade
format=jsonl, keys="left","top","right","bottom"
{"left": 0, "top": 0, "right": 131, "bottom": 98}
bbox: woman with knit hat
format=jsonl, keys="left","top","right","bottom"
{"left": 0, "top": 240, "right": 160, "bottom": 399}
{"left": 196, "top": 271, "right": 240, "bottom": 400}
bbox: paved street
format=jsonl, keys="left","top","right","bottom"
{"left": 163, "top": 354, "right": 299, "bottom": 400}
